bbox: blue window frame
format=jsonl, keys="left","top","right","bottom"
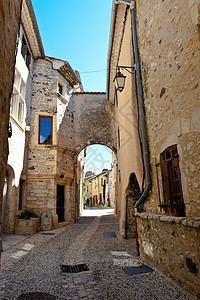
{"left": 39, "top": 116, "right": 52, "bottom": 144}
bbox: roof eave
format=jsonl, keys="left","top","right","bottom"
{"left": 24, "top": 0, "right": 45, "bottom": 58}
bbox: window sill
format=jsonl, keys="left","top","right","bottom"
{"left": 10, "top": 114, "right": 25, "bottom": 131}
{"left": 57, "top": 92, "right": 69, "bottom": 103}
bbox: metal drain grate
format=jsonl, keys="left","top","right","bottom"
{"left": 41, "top": 233, "right": 55, "bottom": 236}
{"left": 17, "top": 292, "right": 56, "bottom": 299}
{"left": 103, "top": 232, "right": 117, "bottom": 239}
{"left": 123, "top": 265, "right": 154, "bottom": 275}
{"left": 61, "top": 263, "right": 89, "bottom": 273}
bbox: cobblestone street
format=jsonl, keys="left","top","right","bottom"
{"left": 0, "top": 208, "right": 191, "bottom": 300}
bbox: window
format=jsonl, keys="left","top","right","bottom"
{"left": 161, "top": 148, "right": 184, "bottom": 203}
{"left": 10, "top": 68, "right": 25, "bottom": 125}
{"left": 39, "top": 116, "right": 53, "bottom": 144}
{"left": 156, "top": 145, "right": 185, "bottom": 216}
{"left": 21, "top": 35, "right": 31, "bottom": 68}
{"left": 58, "top": 82, "right": 63, "bottom": 95}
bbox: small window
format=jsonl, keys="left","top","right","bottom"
{"left": 161, "top": 147, "right": 184, "bottom": 204}
{"left": 11, "top": 95, "right": 18, "bottom": 117}
{"left": 156, "top": 146, "right": 185, "bottom": 216}
{"left": 11, "top": 69, "right": 25, "bottom": 125}
{"left": 58, "top": 82, "right": 63, "bottom": 95}
{"left": 20, "top": 80, "right": 26, "bottom": 98}
{"left": 39, "top": 116, "right": 53, "bottom": 144}
{"left": 21, "top": 35, "right": 31, "bottom": 68}
{"left": 18, "top": 101, "right": 24, "bottom": 124}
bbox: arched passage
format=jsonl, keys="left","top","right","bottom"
{"left": 25, "top": 92, "right": 117, "bottom": 227}
{"left": 72, "top": 93, "right": 117, "bottom": 154}
{"left": 55, "top": 92, "right": 117, "bottom": 224}
{"left": 75, "top": 144, "right": 117, "bottom": 220}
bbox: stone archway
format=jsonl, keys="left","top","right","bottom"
{"left": 1, "top": 165, "right": 16, "bottom": 234}
{"left": 56, "top": 92, "right": 117, "bottom": 223}
{"left": 125, "top": 172, "right": 141, "bottom": 239}
{"left": 72, "top": 93, "right": 117, "bottom": 154}
{"left": 25, "top": 91, "right": 117, "bottom": 227}
{"left": 75, "top": 143, "right": 117, "bottom": 219}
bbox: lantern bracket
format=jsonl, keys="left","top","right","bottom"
{"left": 117, "top": 65, "right": 135, "bottom": 74}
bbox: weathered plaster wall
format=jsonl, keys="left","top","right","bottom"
{"left": 114, "top": 10, "right": 144, "bottom": 236}
{"left": 137, "top": 213, "right": 200, "bottom": 297}
{"left": 0, "top": 0, "right": 21, "bottom": 255}
{"left": 136, "top": 0, "right": 200, "bottom": 217}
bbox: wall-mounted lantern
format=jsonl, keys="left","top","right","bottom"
{"left": 114, "top": 66, "right": 135, "bottom": 92}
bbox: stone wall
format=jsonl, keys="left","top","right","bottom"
{"left": 73, "top": 93, "right": 116, "bottom": 154}
{"left": 136, "top": 0, "right": 200, "bottom": 217}
{"left": 135, "top": 1, "right": 200, "bottom": 296}
{"left": 26, "top": 58, "right": 73, "bottom": 224}
{"left": 26, "top": 60, "right": 116, "bottom": 225}
{"left": 137, "top": 213, "right": 200, "bottom": 297}
{"left": 0, "top": 0, "right": 21, "bottom": 255}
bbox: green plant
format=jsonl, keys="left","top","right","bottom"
{"left": 162, "top": 199, "right": 184, "bottom": 207}
{"left": 18, "top": 209, "right": 40, "bottom": 220}
{"left": 83, "top": 180, "right": 87, "bottom": 204}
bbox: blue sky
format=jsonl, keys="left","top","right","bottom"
{"left": 84, "top": 145, "right": 112, "bottom": 175}
{"left": 32, "top": 0, "right": 112, "bottom": 92}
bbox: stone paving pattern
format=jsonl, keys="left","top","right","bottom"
{"left": 0, "top": 210, "right": 191, "bottom": 299}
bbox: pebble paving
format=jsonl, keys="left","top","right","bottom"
{"left": 0, "top": 209, "right": 192, "bottom": 299}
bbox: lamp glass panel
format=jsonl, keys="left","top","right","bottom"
{"left": 116, "top": 76, "right": 126, "bottom": 92}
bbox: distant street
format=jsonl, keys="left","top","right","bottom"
{"left": 1, "top": 208, "right": 191, "bottom": 300}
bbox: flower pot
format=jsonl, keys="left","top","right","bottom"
{"left": 14, "top": 217, "right": 40, "bottom": 235}
{"left": 164, "top": 205, "right": 185, "bottom": 217}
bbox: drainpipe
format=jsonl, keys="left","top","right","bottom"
{"left": 114, "top": 0, "right": 152, "bottom": 255}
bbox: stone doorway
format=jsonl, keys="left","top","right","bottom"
{"left": 56, "top": 185, "right": 65, "bottom": 223}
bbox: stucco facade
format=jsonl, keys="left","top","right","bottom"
{"left": 2, "top": 0, "right": 45, "bottom": 234}
{"left": 0, "top": 0, "right": 21, "bottom": 259}
{"left": 107, "top": 0, "right": 200, "bottom": 296}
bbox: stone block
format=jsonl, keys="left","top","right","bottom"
{"left": 14, "top": 217, "right": 40, "bottom": 235}
{"left": 41, "top": 211, "right": 53, "bottom": 231}
{"left": 190, "top": 3, "right": 200, "bottom": 25}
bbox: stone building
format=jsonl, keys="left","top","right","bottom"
{"left": 85, "top": 170, "right": 111, "bottom": 207}
{"left": 108, "top": 152, "right": 117, "bottom": 210}
{"left": 2, "top": 0, "right": 45, "bottom": 234}
{"left": 107, "top": 0, "right": 200, "bottom": 296}
{"left": 0, "top": 0, "right": 21, "bottom": 260}
{"left": 26, "top": 56, "right": 83, "bottom": 227}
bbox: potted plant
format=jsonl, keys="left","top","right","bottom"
{"left": 159, "top": 200, "right": 185, "bottom": 217}
{"left": 14, "top": 209, "right": 40, "bottom": 235}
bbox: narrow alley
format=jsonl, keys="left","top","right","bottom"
{"left": 0, "top": 209, "right": 191, "bottom": 300}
